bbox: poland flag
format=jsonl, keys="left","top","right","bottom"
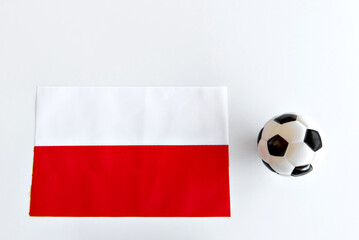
{"left": 30, "top": 87, "right": 230, "bottom": 217}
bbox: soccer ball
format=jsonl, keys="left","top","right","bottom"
{"left": 257, "top": 113, "right": 324, "bottom": 177}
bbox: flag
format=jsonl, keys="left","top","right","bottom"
{"left": 30, "top": 87, "right": 230, "bottom": 217}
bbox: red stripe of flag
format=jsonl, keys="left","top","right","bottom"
{"left": 30, "top": 145, "right": 230, "bottom": 217}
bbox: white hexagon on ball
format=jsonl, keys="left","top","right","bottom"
{"left": 257, "top": 113, "right": 324, "bottom": 177}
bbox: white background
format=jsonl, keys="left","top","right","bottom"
{"left": 0, "top": 0, "right": 358, "bottom": 239}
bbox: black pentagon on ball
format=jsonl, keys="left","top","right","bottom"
{"left": 291, "top": 164, "right": 313, "bottom": 177}
{"left": 274, "top": 113, "right": 297, "bottom": 124}
{"left": 304, "top": 129, "right": 322, "bottom": 152}
{"left": 257, "top": 127, "right": 264, "bottom": 145}
{"left": 267, "top": 135, "right": 288, "bottom": 156}
{"left": 262, "top": 160, "right": 278, "bottom": 174}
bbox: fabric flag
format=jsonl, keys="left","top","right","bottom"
{"left": 30, "top": 87, "right": 230, "bottom": 217}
